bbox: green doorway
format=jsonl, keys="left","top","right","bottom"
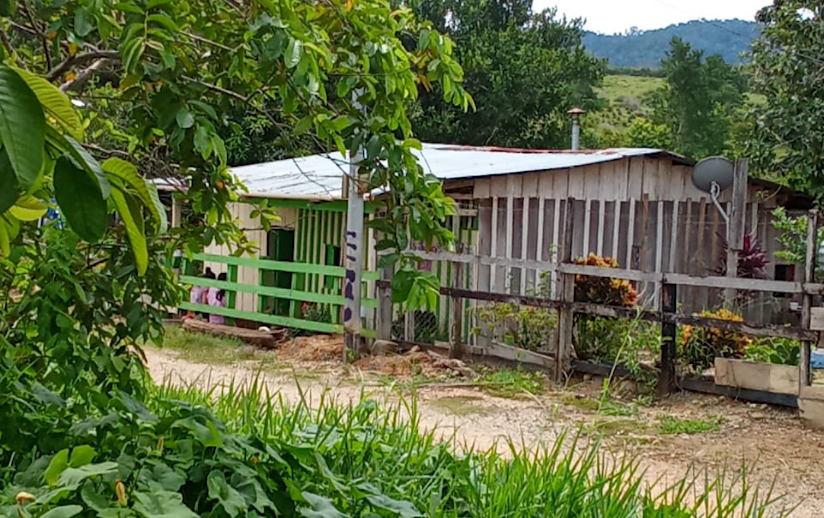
{"left": 261, "top": 228, "right": 295, "bottom": 316}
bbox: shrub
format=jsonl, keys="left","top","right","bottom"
{"left": 680, "top": 308, "right": 752, "bottom": 370}
{"left": 474, "top": 303, "right": 556, "bottom": 352}
{"left": 744, "top": 337, "right": 801, "bottom": 366}
{"left": 573, "top": 254, "right": 637, "bottom": 307}
{"left": 717, "top": 233, "right": 768, "bottom": 279}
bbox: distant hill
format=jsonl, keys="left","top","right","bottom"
{"left": 583, "top": 19, "right": 759, "bottom": 68}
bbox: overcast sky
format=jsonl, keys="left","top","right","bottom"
{"left": 533, "top": 0, "right": 769, "bottom": 34}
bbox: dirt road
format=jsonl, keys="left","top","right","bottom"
{"left": 145, "top": 346, "right": 824, "bottom": 517}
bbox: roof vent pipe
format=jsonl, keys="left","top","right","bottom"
{"left": 567, "top": 108, "right": 585, "bottom": 151}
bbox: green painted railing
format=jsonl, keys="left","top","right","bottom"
{"left": 179, "top": 253, "right": 377, "bottom": 338}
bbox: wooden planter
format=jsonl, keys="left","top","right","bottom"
{"left": 714, "top": 358, "right": 799, "bottom": 396}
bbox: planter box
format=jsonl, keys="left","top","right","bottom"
{"left": 715, "top": 358, "right": 799, "bottom": 396}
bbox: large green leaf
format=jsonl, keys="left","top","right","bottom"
{"left": 133, "top": 491, "right": 198, "bottom": 518}
{"left": 0, "top": 65, "right": 45, "bottom": 189}
{"left": 0, "top": 147, "right": 19, "bottom": 214}
{"left": 69, "top": 445, "right": 96, "bottom": 468}
{"left": 102, "top": 158, "right": 166, "bottom": 232}
{"left": 207, "top": 471, "right": 247, "bottom": 518}
{"left": 12, "top": 67, "right": 84, "bottom": 142}
{"left": 0, "top": 0, "right": 17, "bottom": 16}
{"left": 46, "top": 126, "right": 110, "bottom": 198}
{"left": 9, "top": 195, "right": 48, "bottom": 221}
{"left": 54, "top": 157, "right": 108, "bottom": 242}
{"left": 0, "top": 217, "right": 9, "bottom": 256}
{"left": 110, "top": 187, "right": 148, "bottom": 275}
{"left": 299, "top": 493, "right": 348, "bottom": 518}
{"left": 44, "top": 450, "right": 70, "bottom": 486}
{"left": 41, "top": 506, "right": 83, "bottom": 518}
{"left": 57, "top": 462, "right": 119, "bottom": 487}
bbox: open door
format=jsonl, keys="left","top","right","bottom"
{"left": 261, "top": 228, "right": 295, "bottom": 316}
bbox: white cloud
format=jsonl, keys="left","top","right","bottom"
{"left": 534, "top": 0, "right": 768, "bottom": 34}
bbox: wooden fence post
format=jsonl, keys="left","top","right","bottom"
{"left": 377, "top": 267, "right": 393, "bottom": 341}
{"left": 800, "top": 209, "right": 818, "bottom": 389}
{"left": 449, "top": 245, "right": 465, "bottom": 359}
{"left": 725, "top": 160, "right": 748, "bottom": 306}
{"left": 658, "top": 282, "right": 678, "bottom": 397}
{"left": 554, "top": 198, "right": 575, "bottom": 381}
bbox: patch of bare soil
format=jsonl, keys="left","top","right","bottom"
{"left": 145, "top": 341, "right": 824, "bottom": 518}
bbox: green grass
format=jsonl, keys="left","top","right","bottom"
{"left": 151, "top": 324, "right": 280, "bottom": 368}
{"left": 147, "top": 379, "right": 791, "bottom": 518}
{"left": 475, "top": 367, "right": 545, "bottom": 398}
{"left": 429, "top": 395, "right": 493, "bottom": 417}
{"left": 657, "top": 415, "right": 722, "bottom": 435}
{"left": 598, "top": 74, "right": 664, "bottom": 111}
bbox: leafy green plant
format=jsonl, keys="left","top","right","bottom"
{"left": 680, "top": 308, "right": 751, "bottom": 370}
{"left": 473, "top": 303, "right": 556, "bottom": 352}
{"left": 657, "top": 415, "right": 722, "bottom": 435}
{"left": 771, "top": 207, "right": 824, "bottom": 271}
{"left": 475, "top": 367, "right": 545, "bottom": 398}
{"left": 744, "top": 337, "right": 801, "bottom": 366}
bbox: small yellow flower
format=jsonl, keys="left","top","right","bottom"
{"left": 15, "top": 492, "right": 35, "bottom": 506}
{"left": 115, "top": 480, "right": 127, "bottom": 507}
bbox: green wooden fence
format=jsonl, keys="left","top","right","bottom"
{"left": 178, "top": 253, "right": 378, "bottom": 337}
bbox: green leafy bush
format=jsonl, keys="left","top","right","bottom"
{"left": 744, "top": 337, "right": 801, "bottom": 366}
{"left": 474, "top": 303, "right": 556, "bottom": 352}
{"left": 679, "top": 308, "right": 751, "bottom": 370}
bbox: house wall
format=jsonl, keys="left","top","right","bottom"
{"left": 202, "top": 202, "right": 298, "bottom": 314}
{"left": 460, "top": 157, "right": 795, "bottom": 321}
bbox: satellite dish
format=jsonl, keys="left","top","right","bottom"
{"left": 692, "top": 156, "right": 734, "bottom": 193}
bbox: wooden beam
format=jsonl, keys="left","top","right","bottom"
{"left": 555, "top": 198, "right": 576, "bottom": 380}
{"left": 405, "top": 250, "right": 558, "bottom": 271}
{"left": 373, "top": 281, "right": 818, "bottom": 342}
{"left": 725, "top": 160, "right": 748, "bottom": 305}
{"left": 521, "top": 197, "right": 530, "bottom": 293}
{"left": 377, "top": 267, "right": 393, "bottom": 341}
{"left": 490, "top": 196, "right": 499, "bottom": 289}
{"left": 450, "top": 250, "right": 465, "bottom": 359}
{"left": 801, "top": 210, "right": 819, "bottom": 389}
{"left": 559, "top": 264, "right": 663, "bottom": 283}
{"left": 659, "top": 282, "right": 677, "bottom": 397}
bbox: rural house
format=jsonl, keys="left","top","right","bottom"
{"left": 161, "top": 143, "right": 812, "bottom": 337}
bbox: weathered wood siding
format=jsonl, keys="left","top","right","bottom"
{"left": 202, "top": 202, "right": 279, "bottom": 313}
{"left": 455, "top": 157, "right": 796, "bottom": 321}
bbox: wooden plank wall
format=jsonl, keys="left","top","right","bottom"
{"left": 203, "top": 202, "right": 268, "bottom": 313}
{"left": 451, "top": 156, "right": 798, "bottom": 324}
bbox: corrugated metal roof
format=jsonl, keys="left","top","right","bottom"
{"left": 168, "top": 144, "right": 689, "bottom": 200}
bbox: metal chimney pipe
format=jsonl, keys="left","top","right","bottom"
{"left": 567, "top": 108, "right": 585, "bottom": 151}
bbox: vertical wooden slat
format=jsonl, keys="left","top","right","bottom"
{"left": 800, "top": 210, "right": 818, "bottom": 390}
{"left": 597, "top": 200, "right": 606, "bottom": 256}
{"left": 626, "top": 198, "right": 636, "bottom": 269}
{"left": 612, "top": 200, "right": 621, "bottom": 259}
{"left": 505, "top": 194, "right": 514, "bottom": 293}
{"left": 725, "top": 160, "right": 748, "bottom": 306}
{"left": 521, "top": 197, "right": 530, "bottom": 293}
{"left": 583, "top": 199, "right": 592, "bottom": 255}
{"left": 669, "top": 201, "right": 680, "bottom": 273}
{"left": 490, "top": 196, "right": 499, "bottom": 289}
{"left": 449, "top": 250, "right": 465, "bottom": 359}
{"left": 555, "top": 198, "right": 576, "bottom": 380}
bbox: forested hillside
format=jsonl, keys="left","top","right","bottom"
{"left": 583, "top": 19, "right": 759, "bottom": 67}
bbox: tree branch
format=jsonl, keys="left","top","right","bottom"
{"left": 82, "top": 143, "right": 132, "bottom": 160}
{"left": 22, "top": 3, "right": 52, "bottom": 70}
{"left": 0, "top": 27, "right": 23, "bottom": 68}
{"left": 59, "top": 58, "right": 112, "bottom": 92}
{"left": 181, "top": 75, "right": 251, "bottom": 103}
{"left": 47, "top": 50, "right": 121, "bottom": 82}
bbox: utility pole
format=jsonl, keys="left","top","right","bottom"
{"left": 343, "top": 91, "right": 366, "bottom": 361}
